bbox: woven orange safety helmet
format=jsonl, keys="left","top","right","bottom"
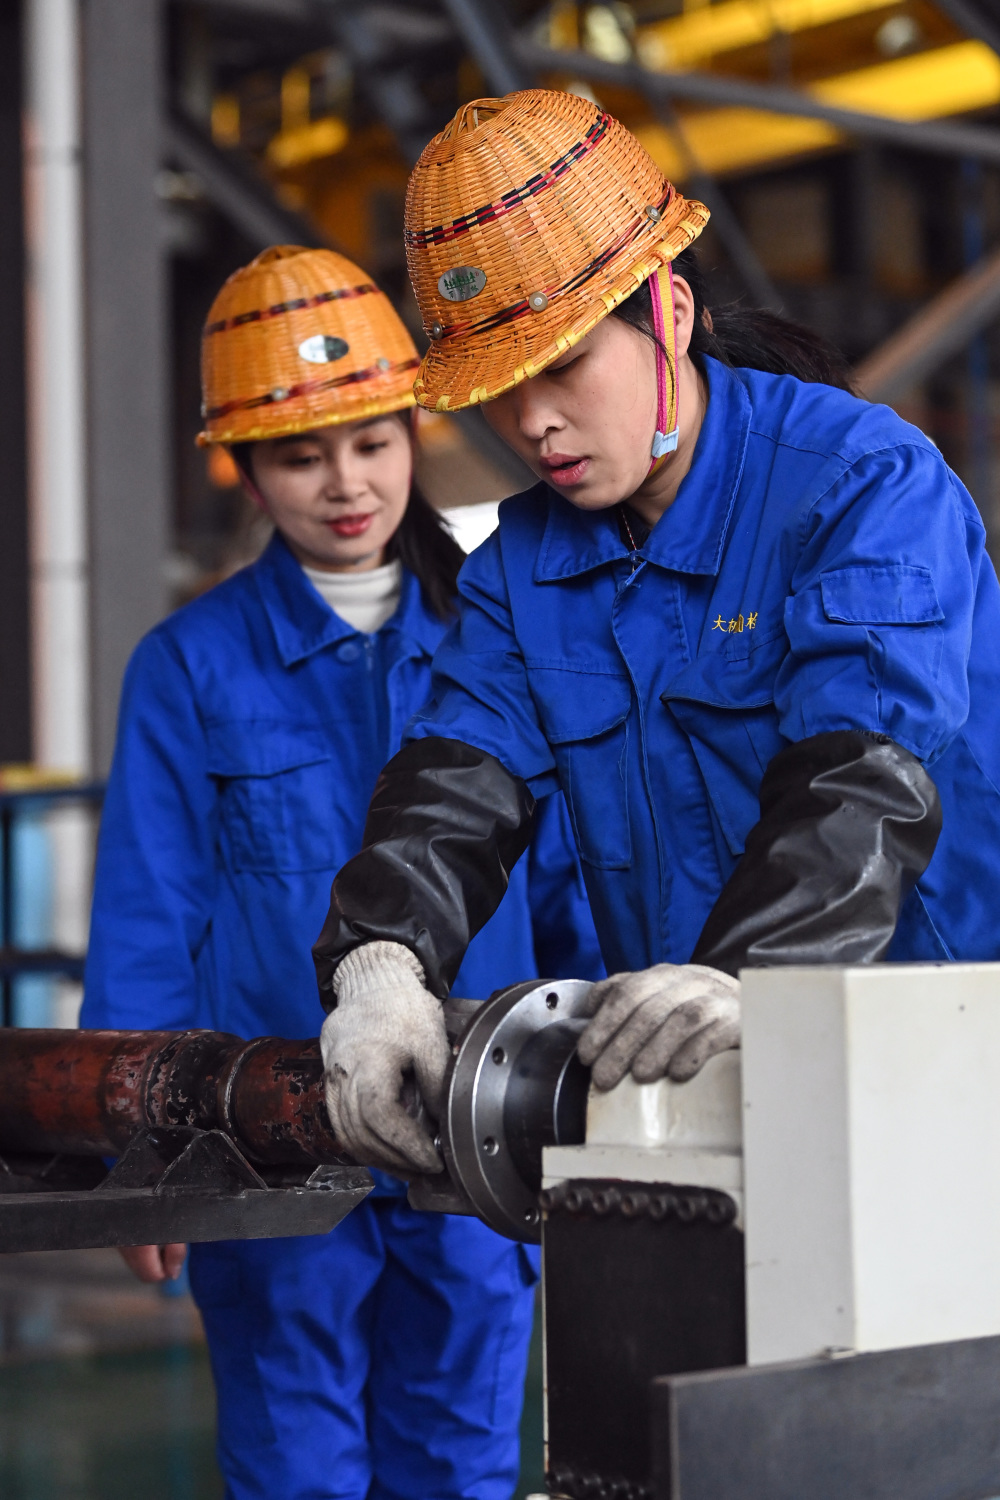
{"left": 198, "top": 246, "right": 420, "bottom": 445}
{"left": 405, "top": 90, "right": 710, "bottom": 412}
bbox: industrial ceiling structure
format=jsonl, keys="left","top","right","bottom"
{"left": 164, "top": 0, "right": 1000, "bottom": 313}
{"left": 6, "top": 0, "right": 1000, "bottom": 772}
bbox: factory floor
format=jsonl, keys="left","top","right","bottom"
{"left": 0, "top": 1249, "right": 545, "bottom": 1499}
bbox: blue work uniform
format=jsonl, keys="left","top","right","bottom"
{"left": 410, "top": 356, "right": 1000, "bottom": 973}
{"left": 82, "top": 531, "right": 602, "bottom": 1500}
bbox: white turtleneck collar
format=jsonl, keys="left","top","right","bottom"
{"left": 302, "top": 558, "right": 403, "bottom": 635}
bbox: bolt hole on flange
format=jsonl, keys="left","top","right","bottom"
{"left": 442, "top": 978, "right": 597, "bottom": 1241}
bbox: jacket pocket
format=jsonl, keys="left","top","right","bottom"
{"left": 819, "top": 565, "right": 944, "bottom": 626}
{"left": 528, "top": 668, "right": 633, "bottom": 870}
{"left": 206, "top": 721, "right": 335, "bottom": 873}
{"left": 661, "top": 629, "right": 788, "bottom": 856}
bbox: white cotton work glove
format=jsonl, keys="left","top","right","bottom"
{"left": 320, "top": 940, "right": 451, "bottom": 1176}
{"left": 577, "top": 963, "right": 741, "bottom": 1090}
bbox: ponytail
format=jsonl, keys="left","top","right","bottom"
{"left": 612, "top": 245, "right": 857, "bottom": 394}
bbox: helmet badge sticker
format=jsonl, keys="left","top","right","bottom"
{"left": 437, "top": 266, "right": 487, "bottom": 302}
{"left": 298, "top": 334, "right": 350, "bottom": 364}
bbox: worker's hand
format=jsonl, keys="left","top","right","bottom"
{"left": 118, "top": 1244, "right": 187, "bottom": 1284}
{"left": 320, "top": 940, "right": 450, "bottom": 1176}
{"left": 578, "top": 963, "right": 741, "bottom": 1089}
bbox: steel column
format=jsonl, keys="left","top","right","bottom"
{"left": 82, "top": 0, "right": 170, "bottom": 772}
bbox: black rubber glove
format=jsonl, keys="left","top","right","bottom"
{"left": 691, "top": 730, "right": 942, "bottom": 976}
{"left": 313, "top": 738, "right": 535, "bottom": 1005}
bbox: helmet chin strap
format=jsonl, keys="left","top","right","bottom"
{"left": 647, "top": 265, "right": 679, "bottom": 477}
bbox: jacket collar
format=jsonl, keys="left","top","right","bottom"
{"left": 253, "top": 530, "right": 443, "bottom": 667}
{"left": 534, "top": 356, "right": 751, "bottom": 582}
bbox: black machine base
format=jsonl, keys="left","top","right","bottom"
{"left": 0, "top": 1126, "right": 372, "bottom": 1253}
{"left": 651, "top": 1332, "right": 1000, "bottom": 1500}
{"left": 542, "top": 1179, "right": 745, "bottom": 1498}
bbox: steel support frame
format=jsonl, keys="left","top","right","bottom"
{"left": 0, "top": 1126, "right": 373, "bottom": 1253}
{"left": 854, "top": 246, "right": 1000, "bottom": 400}
{"left": 317, "top": 0, "right": 444, "bottom": 167}
{"left": 629, "top": 97, "right": 783, "bottom": 312}
{"left": 164, "top": 109, "right": 327, "bottom": 251}
{"left": 515, "top": 40, "right": 1000, "bottom": 169}
{"left": 932, "top": 0, "right": 1000, "bottom": 58}
{"left": 438, "top": 0, "right": 529, "bottom": 97}
{"left": 193, "top": 0, "right": 313, "bottom": 16}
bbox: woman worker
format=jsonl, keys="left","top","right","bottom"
{"left": 81, "top": 244, "right": 603, "bottom": 1500}
{"left": 315, "top": 88, "right": 1000, "bottom": 1175}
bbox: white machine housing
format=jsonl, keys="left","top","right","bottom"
{"left": 544, "top": 1051, "right": 743, "bottom": 1220}
{"left": 542, "top": 962, "right": 1000, "bottom": 1368}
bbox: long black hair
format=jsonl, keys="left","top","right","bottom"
{"left": 611, "top": 245, "right": 857, "bottom": 393}
{"left": 231, "top": 414, "right": 465, "bottom": 622}
{"left": 388, "top": 467, "right": 465, "bottom": 621}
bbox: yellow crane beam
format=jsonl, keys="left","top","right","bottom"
{"left": 637, "top": 0, "right": 908, "bottom": 72}
{"left": 631, "top": 39, "right": 1000, "bottom": 178}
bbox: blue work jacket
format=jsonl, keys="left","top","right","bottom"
{"left": 82, "top": 532, "right": 601, "bottom": 1041}
{"left": 411, "top": 356, "right": 1000, "bottom": 975}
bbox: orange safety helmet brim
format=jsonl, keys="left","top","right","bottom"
{"left": 198, "top": 246, "right": 419, "bottom": 446}
{"left": 405, "top": 90, "right": 709, "bottom": 413}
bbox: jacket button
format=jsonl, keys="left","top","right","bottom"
{"left": 336, "top": 641, "right": 361, "bottom": 662}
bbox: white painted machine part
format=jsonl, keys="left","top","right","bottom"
{"left": 586, "top": 1051, "right": 742, "bottom": 1150}
{"left": 742, "top": 962, "right": 1000, "bottom": 1366}
{"left": 542, "top": 1051, "right": 744, "bottom": 1216}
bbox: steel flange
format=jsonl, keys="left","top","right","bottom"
{"left": 440, "top": 978, "right": 595, "bottom": 1242}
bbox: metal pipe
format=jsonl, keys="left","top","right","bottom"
{"left": 0, "top": 1028, "right": 346, "bottom": 1165}
{"left": 24, "top": 0, "right": 89, "bottom": 778}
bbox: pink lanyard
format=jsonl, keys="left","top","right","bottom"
{"left": 647, "top": 264, "right": 680, "bottom": 477}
